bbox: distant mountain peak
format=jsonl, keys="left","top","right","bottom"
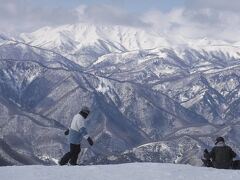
{"left": 19, "top": 23, "right": 169, "bottom": 50}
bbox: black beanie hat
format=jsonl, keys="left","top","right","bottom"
{"left": 80, "top": 106, "right": 90, "bottom": 115}
{"left": 215, "top": 137, "right": 225, "bottom": 145}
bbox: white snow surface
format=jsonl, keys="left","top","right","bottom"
{"left": 1, "top": 163, "right": 240, "bottom": 180}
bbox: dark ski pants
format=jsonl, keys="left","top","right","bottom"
{"left": 59, "top": 144, "right": 81, "bottom": 165}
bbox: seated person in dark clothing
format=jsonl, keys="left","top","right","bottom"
{"left": 205, "top": 137, "right": 236, "bottom": 169}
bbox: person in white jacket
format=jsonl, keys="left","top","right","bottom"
{"left": 59, "top": 106, "right": 94, "bottom": 165}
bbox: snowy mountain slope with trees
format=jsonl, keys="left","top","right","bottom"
{"left": 0, "top": 23, "right": 240, "bottom": 166}
{"left": 1, "top": 163, "right": 240, "bottom": 180}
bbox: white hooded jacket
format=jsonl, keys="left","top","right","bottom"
{"left": 68, "top": 113, "right": 89, "bottom": 144}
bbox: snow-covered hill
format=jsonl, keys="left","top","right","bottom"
{"left": 0, "top": 163, "right": 240, "bottom": 180}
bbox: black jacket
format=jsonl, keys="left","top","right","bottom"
{"left": 207, "top": 142, "right": 236, "bottom": 169}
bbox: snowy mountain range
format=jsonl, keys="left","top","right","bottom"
{"left": 0, "top": 23, "right": 240, "bottom": 166}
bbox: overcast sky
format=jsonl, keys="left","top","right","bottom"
{"left": 1, "top": 0, "right": 240, "bottom": 41}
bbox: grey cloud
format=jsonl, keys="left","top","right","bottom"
{"left": 183, "top": 0, "right": 240, "bottom": 27}
{"left": 142, "top": 7, "right": 240, "bottom": 42}
{"left": 182, "top": 8, "right": 222, "bottom": 26}
{"left": 77, "top": 4, "right": 148, "bottom": 27}
{"left": 185, "top": 0, "right": 240, "bottom": 12}
{"left": 179, "top": 0, "right": 240, "bottom": 40}
{"left": 0, "top": 0, "right": 79, "bottom": 34}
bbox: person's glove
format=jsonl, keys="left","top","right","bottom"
{"left": 64, "top": 129, "right": 69, "bottom": 135}
{"left": 87, "top": 137, "right": 94, "bottom": 146}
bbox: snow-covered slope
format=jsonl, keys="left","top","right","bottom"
{"left": 0, "top": 163, "right": 240, "bottom": 180}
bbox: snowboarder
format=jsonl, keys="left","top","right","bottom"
{"left": 59, "top": 106, "right": 94, "bottom": 165}
{"left": 204, "top": 137, "right": 236, "bottom": 169}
